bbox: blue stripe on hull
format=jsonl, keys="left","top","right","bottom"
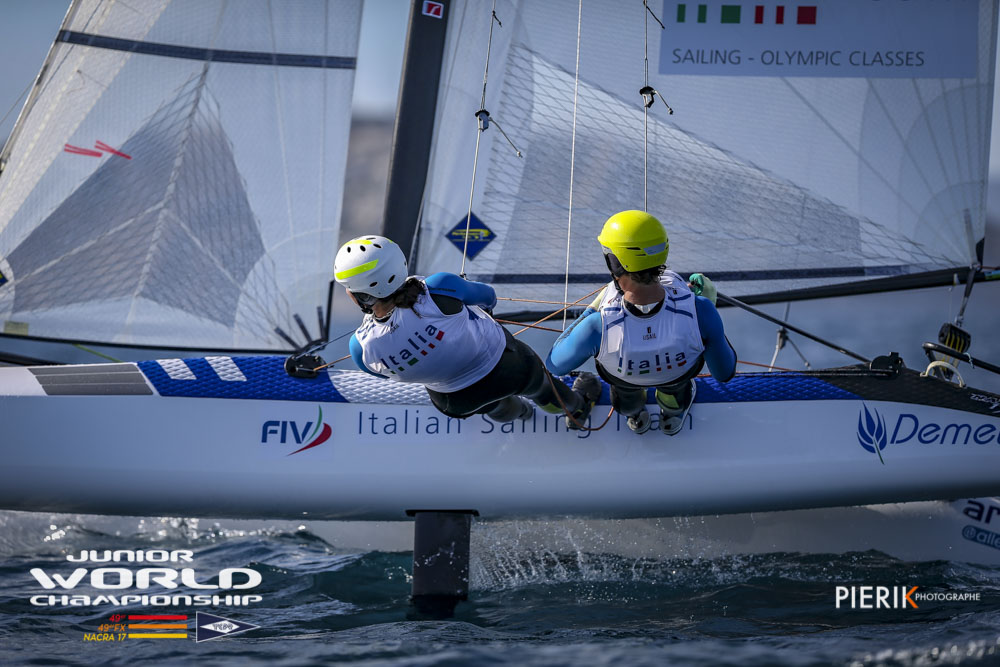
{"left": 694, "top": 374, "right": 859, "bottom": 403}
{"left": 138, "top": 357, "right": 346, "bottom": 402}
{"left": 136, "top": 357, "right": 856, "bottom": 404}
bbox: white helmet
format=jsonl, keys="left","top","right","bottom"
{"left": 333, "top": 235, "right": 408, "bottom": 299}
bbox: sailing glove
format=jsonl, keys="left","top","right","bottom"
{"left": 688, "top": 273, "right": 717, "bottom": 305}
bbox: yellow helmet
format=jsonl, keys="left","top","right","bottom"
{"left": 597, "top": 210, "right": 668, "bottom": 273}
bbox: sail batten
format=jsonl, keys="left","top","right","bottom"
{"left": 57, "top": 30, "right": 358, "bottom": 69}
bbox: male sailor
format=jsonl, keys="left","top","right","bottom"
{"left": 546, "top": 211, "right": 736, "bottom": 435}
{"left": 335, "top": 235, "right": 601, "bottom": 426}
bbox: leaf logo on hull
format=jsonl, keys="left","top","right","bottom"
{"left": 857, "top": 403, "right": 887, "bottom": 465}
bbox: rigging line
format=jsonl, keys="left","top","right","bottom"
{"left": 717, "top": 291, "right": 870, "bottom": 364}
{"left": 266, "top": 0, "right": 301, "bottom": 294}
{"left": 785, "top": 333, "right": 812, "bottom": 369}
{"left": 478, "top": 5, "right": 500, "bottom": 109}
{"left": 495, "top": 319, "right": 563, "bottom": 333}
{"left": 768, "top": 301, "right": 791, "bottom": 371}
{"left": 316, "top": 0, "right": 332, "bottom": 343}
{"left": 0, "top": 81, "right": 32, "bottom": 131}
{"left": 563, "top": 0, "right": 583, "bottom": 330}
{"left": 496, "top": 296, "right": 578, "bottom": 306}
{"left": 640, "top": 1, "right": 666, "bottom": 210}
{"left": 640, "top": 1, "right": 669, "bottom": 211}
{"left": 643, "top": 0, "right": 649, "bottom": 209}
{"left": 460, "top": 0, "right": 501, "bottom": 277}
{"left": 512, "top": 285, "right": 604, "bottom": 337}
{"left": 460, "top": 119, "right": 485, "bottom": 277}
{"left": 737, "top": 360, "right": 795, "bottom": 372}
{"left": 312, "top": 354, "right": 350, "bottom": 372}
{"left": 294, "top": 325, "right": 358, "bottom": 358}
{"left": 318, "top": 0, "right": 329, "bottom": 284}
{"left": 544, "top": 370, "right": 615, "bottom": 431}
{"left": 974, "top": 12, "right": 993, "bottom": 231}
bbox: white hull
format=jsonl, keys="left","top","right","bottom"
{"left": 1, "top": 358, "right": 999, "bottom": 524}
{"left": 1, "top": 394, "right": 999, "bottom": 519}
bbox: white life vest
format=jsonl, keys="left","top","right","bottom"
{"left": 355, "top": 281, "right": 505, "bottom": 393}
{"left": 594, "top": 271, "right": 705, "bottom": 386}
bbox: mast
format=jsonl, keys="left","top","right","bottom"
{"left": 381, "top": 0, "right": 451, "bottom": 261}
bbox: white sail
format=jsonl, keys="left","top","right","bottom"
{"left": 415, "top": 0, "right": 997, "bottom": 303}
{"left": 0, "top": 0, "right": 362, "bottom": 350}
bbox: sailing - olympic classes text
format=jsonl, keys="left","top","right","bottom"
{"left": 672, "top": 49, "right": 926, "bottom": 68}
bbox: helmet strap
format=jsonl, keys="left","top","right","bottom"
{"left": 611, "top": 274, "right": 625, "bottom": 295}
{"left": 350, "top": 290, "right": 376, "bottom": 315}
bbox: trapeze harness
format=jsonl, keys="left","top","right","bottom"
{"left": 354, "top": 282, "right": 505, "bottom": 393}
{"left": 594, "top": 271, "right": 705, "bottom": 386}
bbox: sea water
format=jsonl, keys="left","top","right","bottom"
{"left": 1, "top": 512, "right": 998, "bottom": 666}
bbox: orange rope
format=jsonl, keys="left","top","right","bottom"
{"left": 512, "top": 285, "right": 604, "bottom": 337}
{"left": 496, "top": 319, "right": 563, "bottom": 333}
{"left": 697, "top": 360, "right": 796, "bottom": 377}
{"left": 313, "top": 354, "right": 350, "bottom": 371}
{"left": 496, "top": 296, "right": 577, "bottom": 306}
{"left": 737, "top": 359, "right": 795, "bottom": 372}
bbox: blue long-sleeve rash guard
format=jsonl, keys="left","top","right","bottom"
{"left": 545, "top": 294, "right": 737, "bottom": 382}
{"left": 349, "top": 272, "right": 498, "bottom": 378}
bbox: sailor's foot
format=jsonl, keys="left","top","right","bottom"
{"left": 656, "top": 380, "right": 697, "bottom": 436}
{"left": 566, "top": 372, "right": 601, "bottom": 430}
{"left": 487, "top": 396, "right": 535, "bottom": 423}
{"left": 627, "top": 408, "right": 651, "bottom": 434}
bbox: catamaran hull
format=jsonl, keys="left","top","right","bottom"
{"left": 1, "top": 357, "right": 998, "bottom": 521}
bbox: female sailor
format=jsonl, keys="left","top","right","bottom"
{"left": 335, "top": 235, "right": 601, "bottom": 426}
{"left": 545, "top": 211, "right": 737, "bottom": 435}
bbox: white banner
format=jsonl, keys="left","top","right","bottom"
{"left": 660, "top": 0, "right": 980, "bottom": 77}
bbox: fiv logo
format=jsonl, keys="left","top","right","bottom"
{"left": 261, "top": 405, "right": 332, "bottom": 456}
{"left": 857, "top": 403, "right": 887, "bottom": 464}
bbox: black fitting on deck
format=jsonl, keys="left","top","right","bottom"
{"left": 869, "top": 352, "right": 904, "bottom": 374}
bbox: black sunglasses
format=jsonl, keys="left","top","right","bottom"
{"left": 350, "top": 291, "right": 377, "bottom": 306}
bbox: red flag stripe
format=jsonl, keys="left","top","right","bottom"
{"left": 286, "top": 422, "right": 332, "bottom": 456}
{"left": 64, "top": 144, "right": 103, "bottom": 157}
{"left": 95, "top": 140, "right": 132, "bottom": 159}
